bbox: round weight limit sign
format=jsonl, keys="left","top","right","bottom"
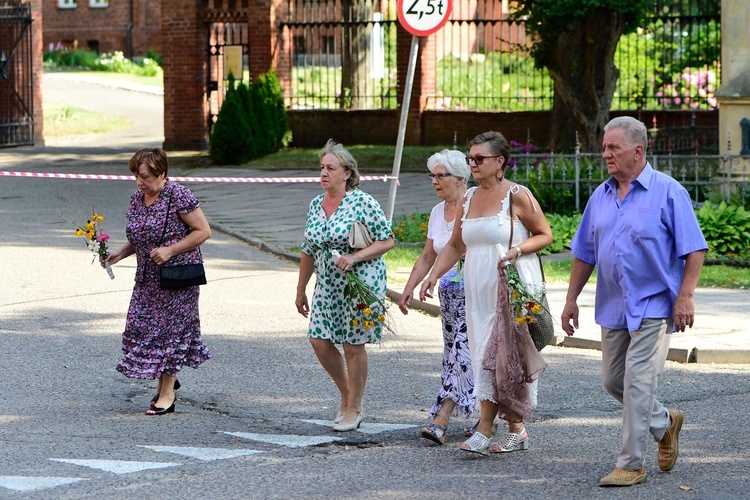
{"left": 397, "top": 0, "right": 452, "bottom": 36}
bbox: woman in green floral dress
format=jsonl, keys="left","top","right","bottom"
{"left": 295, "top": 139, "right": 394, "bottom": 432}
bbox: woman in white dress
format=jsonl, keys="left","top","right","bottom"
{"left": 420, "top": 131, "right": 552, "bottom": 455}
{"left": 398, "top": 149, "right": 474, "bottom": 445}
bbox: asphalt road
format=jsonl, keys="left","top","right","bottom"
{"left": 0, "top": 75, "right": 748, "bottom": 499}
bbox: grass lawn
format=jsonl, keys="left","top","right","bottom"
{"left": 242, "top": 145, "right": 451, "bottom": 172}
{"left": 43, "top": 101, "right": 131, "bottom": 137}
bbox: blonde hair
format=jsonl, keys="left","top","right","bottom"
{"left": 319, "top": 139, "right": 360, "bottom": 191}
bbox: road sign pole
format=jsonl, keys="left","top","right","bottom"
{"left": 386, "top": 35, "right": 419, "bottom": 222}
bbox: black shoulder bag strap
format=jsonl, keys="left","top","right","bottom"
{"left": 158, "top": 193, "right": 173, "bottom": 247}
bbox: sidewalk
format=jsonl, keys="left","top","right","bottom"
{"left": 9, "top": 72, "right": 750, "bottom": 364}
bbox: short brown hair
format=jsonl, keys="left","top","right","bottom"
{"left": 129, "top": 148, "right": 169, "bottom": 177}
{"left": 468, "top": 131, "right": 511, "bottom": 171}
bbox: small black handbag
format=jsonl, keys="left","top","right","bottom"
{"left": 158, "top": 193, "right": 207, "bottom": 290}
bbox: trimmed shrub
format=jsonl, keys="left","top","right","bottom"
{"left": 209, "top": 70, "right": 292, "bottom": 165}
{"left": 209, "top": 83, "right": 255, "bottom": 165}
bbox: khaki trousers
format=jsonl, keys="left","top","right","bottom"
{"left": 601, "top": 318, "right": 672, "bottom": 470}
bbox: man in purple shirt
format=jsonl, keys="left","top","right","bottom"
{"left": 562, "top": 116, "right": 707, "bottom": 487}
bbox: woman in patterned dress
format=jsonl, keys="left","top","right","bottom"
{"left": 420, "top": 132, "right": 551, "bottom": 454}
{"left": 104, "top": 148, "right": 212, "bottom": 416}
{"left": 295, "top": 140, "right": 394, "bottom": 432}
{"left": 398, "top": 149, "right": 475, "bottom": 445}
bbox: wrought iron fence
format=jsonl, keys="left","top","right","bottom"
{"left": 505, "top": 152, "right": 748, "bottom": 215}
{"left": 279, "top": 0, "right": 721, "bottom": 115}
{"left": 279, "top": 0, "right": 399, "bottom": 110}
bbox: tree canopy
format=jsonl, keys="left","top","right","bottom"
{"left": 511, "top": 0, "right": 652, "bottom": 151}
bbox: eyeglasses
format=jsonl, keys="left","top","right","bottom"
{"left": 428, "top": 173, "right": 453, "bottom": 181}
{"left": 465, "top": 155, "right": 500, "bottom": 166}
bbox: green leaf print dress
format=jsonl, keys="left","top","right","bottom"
{"left": 301, "top": 189, "right": 393, "bottom": 344}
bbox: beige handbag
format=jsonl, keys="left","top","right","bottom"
{"left": 348, "top": 220, "right": 374, "bottom": 249}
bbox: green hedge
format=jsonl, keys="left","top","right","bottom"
{"left": 209, "top": 71, "right": 292, "bottom": 165}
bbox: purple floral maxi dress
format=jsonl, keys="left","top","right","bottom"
{"left": 117, "top": 180, "right": 212, "bottom": 379}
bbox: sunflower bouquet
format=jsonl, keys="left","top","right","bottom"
{"left": 73, "top": 212, "right": 115, "bottom": 279}
{"left": 504, "top": 263, "right": 543, "bottom": 325}
{"left": 332, "top": 250, "right": 392, "bottom": 333}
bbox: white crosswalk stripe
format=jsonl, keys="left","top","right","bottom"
{"left": 138, "top": 445, "right": 264, "bottom": 461}
{"left": 224, "top": 431, "right": 342, "bottom": 448}
{"left": 10, "top": 420, "right": 416, "bottom": 493}
{"left": 49, "top": 459, "right": 180, "bottom": 474}
{"left": 0, "top": 476, "right": 88, "bottom": 493}
{"left": 302, "top": 419, "right": 417, "bottom": 434}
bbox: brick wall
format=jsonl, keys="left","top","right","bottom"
{"left": 162, "top": 0, "right": 208, "bottom": 150}
{"left": 32, "top": 0, "right": 44, "bottom": 144}
{"left": 43, "top": 1, "right": 161, "bottom": 57}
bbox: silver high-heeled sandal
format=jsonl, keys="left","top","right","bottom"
{"left": 491, "top": 429, "right": 529, "bottom": 453}
{"left": 460, "top": 431, "right": 490, "bottom": 455}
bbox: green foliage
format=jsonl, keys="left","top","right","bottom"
{"left": 542, "top": 213, "right": 582, "bottom": 255}
{"left": 435, "top": 52, "right": 553, "bottom": 111}
{"left": 208, "top": 83, "right": 255, "bottom": 165}
{"left": 696, "top": 202, "right": 750, "bottom": 258}
{"left": 210, "top": 71, "right": 293, "bottom": 165}
{"left": 510, "top": 0, "right": 651, "bottom": 69}
{"left": 252, "top": 71, "right": 293, "bottom": 150}
{"left": 392, "top": 213, "right": 430, "bottom": 243}
{"left": 43, "top": 48, "right": 163, "bottom": 77}
{"left": 145, "top": 48, "right": 163, "bottom": 67}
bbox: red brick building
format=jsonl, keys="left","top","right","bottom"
{"left": 42, "top": 0, "right": 161, "bottom": 57}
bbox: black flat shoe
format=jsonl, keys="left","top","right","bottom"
{"left": 150, "top": 379, "right": 180, "bottom": 407}
{"left": 146, "top": 399, "right": 176, "bottom": 416}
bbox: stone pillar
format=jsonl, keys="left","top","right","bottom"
{"left": 31, "top": 0, "right": 44, "bottom": 145}
{"left": 161, "top": 0, "right": 209, "bottom": 151}
{"left": 716, "top": 0, "right": 750, "bottom": 162}
{"left": 248, "top": 0, "right": 276, "bottom": 79}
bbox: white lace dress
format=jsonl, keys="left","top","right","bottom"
{"left": 461, "top": 186, "right": 544, "bottom": 407}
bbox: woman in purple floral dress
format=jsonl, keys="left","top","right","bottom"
{"left": 105, "top": 148, "right": 212, "bottom": 416}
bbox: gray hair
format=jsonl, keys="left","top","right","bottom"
{"left": 604, "top": 116, "right": 648, "bottom": 152}
{"left": 318, "top": 139, "right": 360, "bottom": 191}
{"left": 427, "top": 149, "right": 471, "bottom": 187}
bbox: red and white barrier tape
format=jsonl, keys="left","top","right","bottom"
{"left": 0, "top": 170, "right": 399, "bottom": 184}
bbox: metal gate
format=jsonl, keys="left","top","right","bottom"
{"left": 0, "top": 2, "right": 34, "bottom": 147}
{"left": 207, "top": 22, "right": 249, "bottom": 131}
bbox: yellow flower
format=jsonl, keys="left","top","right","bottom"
{"left": 531, "top": 303, "right": 542, "bottom": 314}
{"left": 75, "top": 228, "right": 83, "bottom": 236}
{"left": 377, "top": 315, "right": 385, "bottom": 322}
{"left": 351, "top": 319, "right": 359, "bottom": 327}
{"left": 92, "top": 213, "right": 104, "bottom": 223}
{"left": 85, "top": 221, "right": 95, "bottom": 230}
{"left": 363, "top": 307, "right": 372, "bottom": 315}
{"left": 85, "top": 230, "right": 95, "bottom": 239}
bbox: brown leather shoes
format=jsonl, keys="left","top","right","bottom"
{"left": 658, "top": 408, "right": 684, "bottom": 471}
{"left": 599, "top": 467, "right": 647, "bottom": 487}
